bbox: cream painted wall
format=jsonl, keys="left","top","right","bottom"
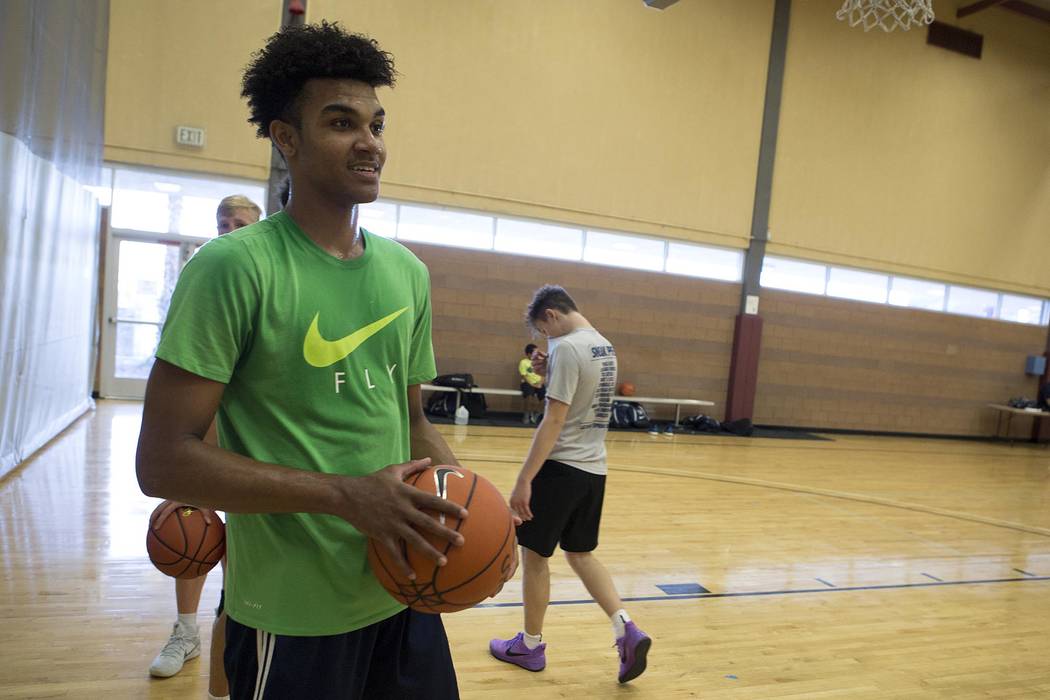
{"left": 102, "top": 1, "right": 1049, "bottom": 296}
{"left": 307, "top": 0, "right": 774, "bottom": 249}
{"left": 103, "top": 0, "right": 278, "bottom": 180}
{"left": 769, "top": 0, "right": 1050, "bottom": 297}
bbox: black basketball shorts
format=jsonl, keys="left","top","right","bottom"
{"left": 225, "top": 608, "right": 458, "bottom": 700}
{"left": 520, "top": 382, "right": 546, "bottom": 400}
{"left": 516, "top": 459, "right": 606, "bottom": 558}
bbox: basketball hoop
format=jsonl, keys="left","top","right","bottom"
{"left": 836, "top": 0, "right": 935, "bottom": 32}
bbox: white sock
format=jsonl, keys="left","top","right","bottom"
{"left": 177, "top": 612, "right": 198, "bottom": 630}
{"left": 522, "top": 631, "right": 543, "bottom": 650}
{"left": 611, "top": 609, "right": 631, "bottom": 639}
{"left": 207, "top": 695, "right": 230, "bottom": 700}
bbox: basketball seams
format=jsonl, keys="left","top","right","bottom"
{"left": 434, "top": 497, "right": 515, "bottom": 601}
{"left": 428, "top": 472, "right": 478, "bottom": 587}
{"left": 367, "top": 467, "right": 513, "bottom": 613}
{"left": 147, "top": 507, "right": 225, "bottom": 578}
{"left": 430, "top": 474, "right": 476, "bottom": 562}
{"left": 200, "top": 537, "right": 226, "bottom": 565}
{"left": 370, "top": 539, "right": 448, "bottom": 613}
{"left": 170, "top": 509, "right": 196, "bottom": 578}
{"left": 147, "top": 529, "right": 190, "bottom": 560}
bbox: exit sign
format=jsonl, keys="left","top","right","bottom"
{"left": 175, "top": 125, "right": 206, "bottom": 148}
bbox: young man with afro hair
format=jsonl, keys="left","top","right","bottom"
{"left": 136, "top": 23, "right": 515, "bottom": 699}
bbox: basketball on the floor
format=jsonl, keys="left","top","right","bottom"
{"left": 618, "top": 381, "right": 636, "bottom": 396}
{"left": 368, "top": 465, "right": 515, "bottom": 614}
{"left": 146, "top": 503, "right": 225, "bottom": 579}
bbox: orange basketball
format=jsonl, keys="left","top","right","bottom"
{"left": 618, "top": 381, "right": 636, "bottom": 396}
{"left": 368, "top": 465, "right": 515, "bottom": 614}
{"left": 146, "top": 503, "right": 225, "bottom": 579}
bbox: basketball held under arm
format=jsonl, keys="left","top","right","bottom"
{"left": 136, "top": 361, "right": 467, "bottom": 576}
{"left": 136, "top": 359, "right": 342, "bottom": 514}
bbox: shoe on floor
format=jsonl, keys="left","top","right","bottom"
{"left": 149, "top": 621, "right": 201, "bottom": 678}
{"left": 489, "top": 632, "right": 546, "bottom": 672}
{"left": 616, "top": 621, "right": 651, "bottom": 683}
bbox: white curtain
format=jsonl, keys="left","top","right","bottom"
{"left": 0, "top": 1, "right": 109, "bottom": 478}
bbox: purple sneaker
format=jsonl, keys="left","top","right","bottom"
{"left": 489, "top": 632, "right": 546, "bottom": 672}
{"left": 616, "top": 622, "right": 651, "bottom": 683}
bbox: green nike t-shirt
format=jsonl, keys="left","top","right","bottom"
{"left": 155, "top": 210, "right": 436, "bottom": 636}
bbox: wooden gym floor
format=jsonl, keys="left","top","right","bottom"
{"left": 2, "top": 400, "right": 1048, "bottom": 698}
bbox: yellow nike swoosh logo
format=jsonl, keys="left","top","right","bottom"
{"left": 303, "top": 307, "right": 408, "bottom": 368}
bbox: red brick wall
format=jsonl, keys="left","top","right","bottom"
{"left": 408, "top": 242, "right": 1047, "bottom": 438}
{"left": 755, "top": 290, "right": 1047, "bottom": 438}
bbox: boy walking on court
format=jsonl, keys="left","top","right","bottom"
{"left": 491, "top": 285, "right": 651, "bottom": 683}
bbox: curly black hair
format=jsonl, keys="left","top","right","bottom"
{"left": 241, "top": 21, "right": 396, "bottom": 139}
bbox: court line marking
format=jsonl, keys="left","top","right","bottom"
{"left": 921, "top": 573, "right": 943, "bottom": 582}
{"left": 459, "top": 454, "right": 1050, "bottom": 538}
{"left": 815, "top": 578, "right": 836, "bottom": 588}
{"left": 605, "top": 463, "right": 1050, "bottom": 539}
{"left": 444, "top": 427, "right": 1044, "bottom": 460}
{"left": 477, "top": 575, "right": 1050, "bottom": 609}
{"left": 463, "top": 454, "right": 1050, "bottom": 539}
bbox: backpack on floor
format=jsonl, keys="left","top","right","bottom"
{"left": 610, "top": 401, "right": 649, "bottom": 429}
{"left": 683, "top": 414, "right": 721, "bottom": 433}
{"left": 460, "top": 392, "right": 488, "bottom": 419}
{"left": 426, "top": 392, "right": 458, "bottom": 417}
{"left": 425, "top": 391, "right": 488, "bottom": 419}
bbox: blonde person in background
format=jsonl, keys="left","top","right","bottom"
{"left": 215, "top": 195, "right": 263, "bottom": 235}
{"left": 148, "top": 195, "right": 261, "bottom": 700}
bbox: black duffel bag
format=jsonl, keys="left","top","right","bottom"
{"left": 432, "top": 373, "right": 475, "bottom": 389}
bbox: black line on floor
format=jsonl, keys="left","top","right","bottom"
{"left": 475, "top": 575, "right": 1050, "bottom": 609}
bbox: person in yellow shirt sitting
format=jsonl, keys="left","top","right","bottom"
{"left": 519, "top": 343, "right": 546, "bottom": 425}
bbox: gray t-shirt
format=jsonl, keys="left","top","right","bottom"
{"left": 545, "top": 328, "right": 617, "bottom": 475}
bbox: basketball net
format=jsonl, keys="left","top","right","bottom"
{"left": 835, "top": 0, "right": 935, "bottom": 32}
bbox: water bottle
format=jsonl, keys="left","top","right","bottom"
{"left": 454, "top": 404, "right": 470, "bottom": 426}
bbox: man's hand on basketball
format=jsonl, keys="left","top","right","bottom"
{"left": 509, "top": 478, "right": 533, "bottom": 521}
{"left": 337, "top": 458, "right": 467, "bottom": 581}
{"left": 151, "top": 500, "right": 216, "bottom": 528}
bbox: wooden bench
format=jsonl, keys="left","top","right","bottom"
{"left": 624, "top": 396, "right": 715, "bottom": 425}
{"left": 421, "top": 384, "right": 526, "bottom": 412}
{"left": 422, "top": 384, "right": 714, "bottom": 425}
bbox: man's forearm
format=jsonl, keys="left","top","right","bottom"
{"left": 410, "top": 416, "right": 461, "bottom": 467}
{"left": 137, "top": 436, "right": 344, "bottom": 516}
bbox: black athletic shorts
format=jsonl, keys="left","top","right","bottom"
{"left": 516, "top": 459, "right": 606, "bottom": 558}
{"left": 520, "top": 382, "right": 546, "bottom": 400}
{"left": 225, "top": 609, "right": 458, "bottom": 700}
